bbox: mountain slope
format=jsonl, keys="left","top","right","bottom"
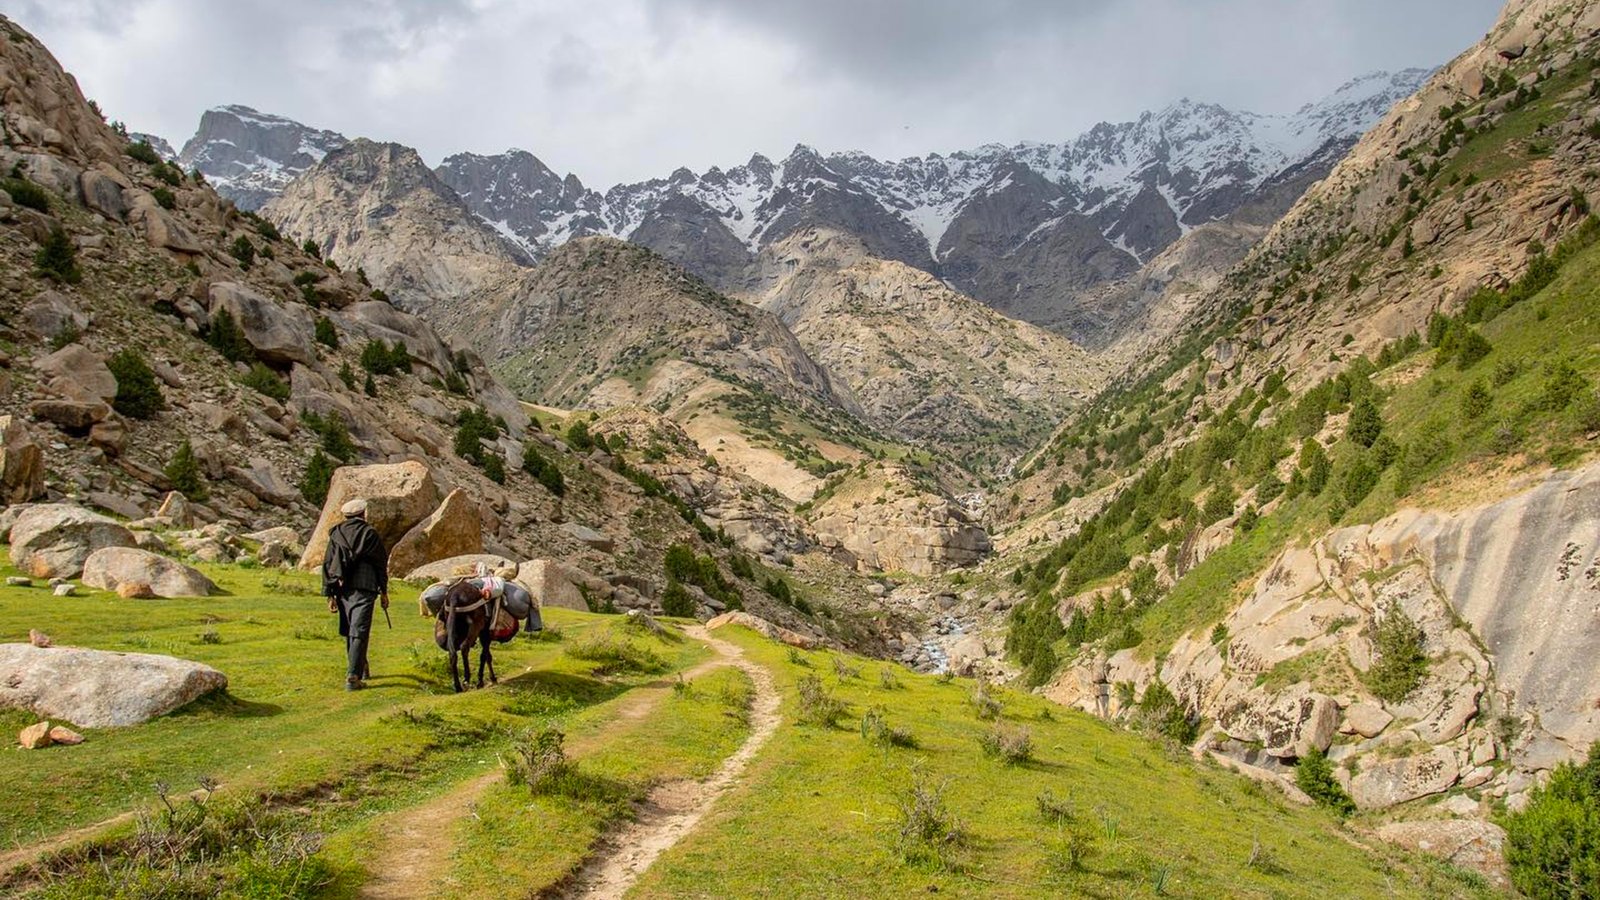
{"left": 177, "top": 105, "right": 346, "bottom": 210}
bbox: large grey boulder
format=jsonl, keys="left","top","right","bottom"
{"left": 389, "top": 488, "right": 482, "bottom": 577}
{"left": 405, "top": 553, "right": 517, "bottom": 585}
{"left": 336, "top": 301, "right": 454, "bottom": 376}
{"left": 79, "top": 166, "right": 129, "bottom": 221}
{"left": 9, "top": 504, "right": 136, "bottom": 578}
{"left": 516, "top": 558, "right": 590, "bottom": 611}
{"left": 19, "top": 290, "right": 89, "bottom": 341}
{"left": 0, "top": 416, "right": 46, "bottom": 504}
{"left": 207, "top": 282, "right": 317, "bottom": 366}
{"left": 1217, "top": 684, "right": 1339, "bottom": 759}
{"left": 33, "top": 343, "right": 116, "bottom": 402}
{"left": 226, "top": 458, "right": 298, "bottom": 507}
{"left": 81, "top": 547, "right": 218, "bottom": 598}
{"left": 0, "top": 644, "right": 227, "bottom": 727}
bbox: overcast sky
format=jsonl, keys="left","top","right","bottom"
{"left": 14, "top": 0, "right": 1503, "bottom": 187}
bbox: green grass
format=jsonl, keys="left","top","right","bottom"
{"left": 627, "top": 627, "right": 1486, "bottom": 899}
{"left": 443, "top": 665, "right": 753, "bottom": 896}
{"left": 0, "top": 561, "right": 708, "bottom": 891}
{"left": 1440, "top": 61, "right": 1592, "bottom": 186}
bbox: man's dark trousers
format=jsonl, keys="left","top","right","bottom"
{"left": 338, "top": 589, "right": 379, "bottom": 680}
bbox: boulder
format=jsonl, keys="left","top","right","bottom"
{"left": 86, "top": 491, "right": 144, "bottom": 520}
{"left": 79, "top": 167, "right": 128, "bottom": 221}
{"left": 81, "top": 547, "right": 217, "bottom": 598}
{"left": 245, "top": 526, "right": 300, "bottom": 547}
{"left": 1350, "top": 747, "right": 1460, "bottom": 809}
{"left": 88, "top": 417, "right": 127, "bottom": 456}
{"left": 389, "top": 488, "right": 482, "bottom": 577}
{"left": 1340, "top": 702, "right": 1394, "bottom": 739}
{"left": 34, "top": 343, "right": 116, "bottom": 402}
{"left": 0, "top": 644, "right": 227, "bottom": 727}
{"left": 19, "top": 290, "right": 89, "bottom": 341}
{"left": 207, "top": 282, "right": 317, "bottom": 366}
{"left": 8, "top": 504, "right": 136, "bottom": 578}
{"left": 1375, "top": 819, "right": 1508, "bottom": 888}
{"left": 515, "top": 559, "right": 591, "bottom": 611}
{"left": 561, "top": 522, "right": 616, "bottom": 553}
{"left": 48, "top": 724, "right": 84, "bottom": 745}
{"left": 405, "top": 553, "right": 517, "bottom": 584}
{"left": 948, "top": 634, "right": 989, "bottom": 674}
{"left": 1217, "top": 684, "right": 1339, "bottom": 759}
{"left": 706, "top": 611, "right": 820, "bottom": 649}
{"left": 156, "top": 491, "right": 195, "bottom": 527}
{"left": 18, "top": 720, "right": 52, "bottom": 749}
{"left": 0, "top": 415, "right": 46, "bottom": 503}
{"left": 225, "top": 459, "right": 298, "bottom": 507}
{"left": 28, "top": 398, "right": 111, "bottom": 430}
{"left": 132, "top": 204, "right": 203, "bottom": 253}
{"left": 336, "top": 301, "right": 455, "bottom": 377}
{"left": 300, "top": 461, "right": 439, "bottom": 569}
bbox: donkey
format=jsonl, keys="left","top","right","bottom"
{"left": 433, "top": 580, "right": 499, "bottom": 692}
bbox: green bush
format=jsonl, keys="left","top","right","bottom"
{"left": 206, "top": 308, "right": 255, "bottom": 363}
{"left": 302, "top": 239, "right": 320, "bottom": 259}
{"left": 796, "top": 674, "right": 845, "bottom": 728}
{"left": 152, "top": 162, "right": 182, "bottom": 186}
{"left": 359, "top": 340, "right": 409, "bottom": 376}
{"left": 1341, "top": 457, "right": 1379, "bottom": 508}
{"left": 1, "top": 176, "right": 50, "bottom": 211}
{"left": 299, "top": 450, "right": 336, "bottom": 505}
{"left": 164, "top": 440, "right": 208, "bottom": 501}
{"left": 301, "top": 411, "right": 357, "bottom": 463}
{"left": 229, "top": 236, "right": 256, "bottom": 270}
{"left": 107, "top": 349, "right": 165, "bottom": 419}
{"left": 313, "top": 316, "right": 338, "bottom": 349}
{"left": 1502, "top": 742, "right": 1600, "bottom": 899}
{"left": 566, "top": 418, "right": 596, "bottom": 452}
{"left": 521, "top": 444, "right": 565, "bottom": 496}
{"left": 661, "top": 580, "right": 695, "bottom": 617}
{"left": 35, "top": 227, "right": 82, "bottom": 284}
{"left": 239, "top": 363, "right": 290, "bottom": 401}
{"left": 482, "top": 452, "right": 506, "bottom": 484}
{"left": 151, "top": 186, "right": 176, "bottom": 210}
{"left": 1462, "top": 379, "right": 1492, "bottom": 420}
{"left": 1345, "top": 396, "right": 1383, "bottom": 448}
{"left": 1363, "top": 601, "right": 1428, "bottom": 703}
{"left": 338, "top": 362, "right": 357, "bottom": 391}
{"left": 125, "top": 141, "right": 162, "bottom": 164}
{"left": 1296, "top": 748, "right": 1356, "bottom": 816}
{"left": 1135, "top": 680, "right": 1197, "bottom": 744}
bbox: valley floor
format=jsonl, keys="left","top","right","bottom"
{"left": 0, "top": 560, "right": 1493, "bottom": 898}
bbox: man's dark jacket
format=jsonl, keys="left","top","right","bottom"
{"left": 322, "top": 518, "right": 389, "bottom": 596}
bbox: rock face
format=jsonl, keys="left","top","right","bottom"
{"left": 8, "top": 504, "right": 136, "bottom": 578}
{"left": 0, "top": 415, "right": 46, "bottom": 503}
{"left": 300, "top": 461, "right": 440, "bottom": 570}
{"left": 809, "top": 466, "right": 991, "bottom": 576}
{"left": 388, "top": 488, "right": 482, "bottom": 577}
{"left": 0, "top": 644, "right": 227, "bottom": 727}
{"left": 1375, "top": 819, "right": 1508, "bottom": 889}
{"left": 81, "top": 547, "right": 217, "bottom": 598}
{"left": 1350, "top": 747, "right": 1461, "bottom": 809}
{"left": 207, "top": 282, "right": 317, "bottom": 366}
{"left": 178, "top": 105, "right": 346, "bottom": 210}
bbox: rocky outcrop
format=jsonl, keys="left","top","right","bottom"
{"left": 0, "top": 644, "right": 227, "bottom": 727}
{"left": 207, "top": 282, "right": 318, "bottom": 366}
{"left": 0, "top": 416, "right": 45, "bottom": 503}
{"left": 516, "top": 558, "right": 591, "bottom": 611}
{"left": 388, "top": 488, "right": 483, "bottom": 577}
{"left": 8, "top": 504, "right": 136, "bottom": 578}
{"left": 809, "top": 466, "right": 991, "bottom": 576}
{"left": 706, "top": 610, "right": 820, "bottom": 649}
{"left": 81, "top": 547, "right": 217, "bottom": 598}
{"left": 178, "top": 105, "right": 346, "bottom": 210}
{"left": 300, "top": 461, "right": 440, "bottom": 569}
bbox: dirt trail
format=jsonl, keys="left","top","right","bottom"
{"left": 360, "top": 628, "right": 774, "bottom": 899}
{"left": 556, "top": 625, "right": 781, "bottom": 900}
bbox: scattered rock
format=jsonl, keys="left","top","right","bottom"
{"left": 81, "top": 547, "right": 218, "bottom": 598}
{"left": 19, "top": 290, "right": 89, "bottom": 341}
{"left": 47, "top": 724, "right": 84, "bottom": 745}
{"left": 8, "top": 504, "right": 136, "bottom": 578}
{"left": 515, "top": 558, "right": 591, "bottom": 611}
{"left": 117, "top": 582, "right": 156, "bottom": 599}
{"left": 560, "top": 521, "right": 615, "bottom": 553}
{"left": 52, "top": 583, "right": 75, "bottom": 597}
{"left": 28, "top": 629, "right": 50, "bottom": 648}
{"left": 1341, "top": 702, "right": 1394, "bottom": 739}
{"left": 225, "top": 458, "right": 298, "bottom": 507}
{"left": 19, "top": 720, "right": 52, "bottom": 749}
{"left": 5, "top": 576, "right": 32, "bottom": 587}
{"left": 28, "top": 397, "right": 111, "bottom": 430}
{"left": 0, "top": 643, "right": 228, "bottom": 727}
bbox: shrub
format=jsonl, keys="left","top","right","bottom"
{"left": 152, "top": 162, "right": 182, "bottom": 186}
{"left": 206, "top": 308, "right": 255, "bottom": 363}
{"left": 860, "top": 705, "right": 916, "bottom": 748}
{"left": 1363, "top": 601, "right": 1428, "bottom": 703}
{"left": 107, "top": 349, "right": 165, "bottom": 419}
{"left": 337, "top": 362, "right": 357, "bottom": 390}
{"left": 313, "top": 316, "right": 338, "bottom": 349}
{"left": 239, "top": 363, "right": 290, "bottom": 401}
{"left": 299, "top": 450, "right": 336, "bottom": 505}
{"left": 1296, "top": 748, "right": 1356, "bottom": 816}
{"left": 1538, "top": 360, "right": 1588, "bottom": 412}
{"left": 893, "top": 763, "right": 964, "bottom": 869}
{"left": 661, "top": 580, "right": 695, "bottom": 617}
{"left": 796, "top": 673, "right": 845, "bottom": 728}
{"left": 359, "top": 339, "right": 409, "bottom": 376}
{"left": 970, "top": 679, "right": 1003, "bottom": 721}
{"left": 300, "top": 411, "right": 356, "bottom": 463}
{"left": 504, "top": 727, "right": 571, "bottom": 795}
{"left": 151, "top": 186, "right": 176, "bottom": 209}
{"left": 521, "top": 444, "right": 566, "bottom": 496}
{"left": 1, "top": 176, "right": 50, "bottom": 211}
{"left": 35, "top": 227, "right": 82, "bottom": 283}
{"left": 364, "top": 373, "right": 377, "bottom": 397}
{"left": 482, "top": 452, "right": 506, "bottom": 484}
{"left": 1462, "top": 379, "right": 1492, "bottom": 420}
{"left": 563, "top": 634, "right": 667, "bottom": 674}
{"left": 165, "top": 440, "right": 208, "bottom": 501}
{"left": 1135, "top": 680, "right": 1198, "bottom": 744}
{"left": 566, "top": 418, "right": 596, "bottom": 452}
{"left": 302, "top": 239, "right": 320, "bottom": 259}
{"left": 1502, "top": 742, "right": 1600, "bottom": 899}
{"left": 979, "top": 724, "right": 1033, "bottom": 765}
{"left": 125, "top": 141, "right": 162, "bottom": 164}
{"left": 1342, "top": 457, "right": 1379, "bottom": 508}
{"left": 1346, "top": 396, "right": 1383, "bottom": 448}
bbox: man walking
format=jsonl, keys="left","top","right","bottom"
{"left": 321, "top": 498, "right": 390, "bottom": 690}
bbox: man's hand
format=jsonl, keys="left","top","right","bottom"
{"left": 328, "top": 598, "right": 338, "bottom": 613}
{"left": 380, "top": 592, "right": 390, "bottom": 610}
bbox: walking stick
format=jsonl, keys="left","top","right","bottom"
{"left": 383, "top": 605, "right": 393, "bottom": 630}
